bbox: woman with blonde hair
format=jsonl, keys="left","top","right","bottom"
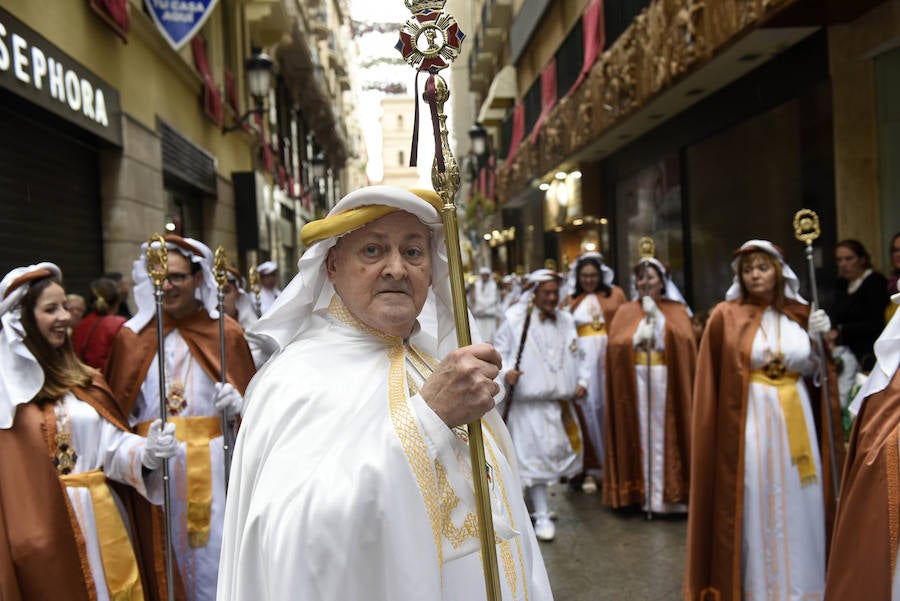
{"left": 0, "top": 263, "right": 179, "bottom": 601}
{"left": 684, "top": 241, "right": 844, "bottom": 601}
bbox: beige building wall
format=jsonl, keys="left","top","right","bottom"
{"left": 380, "top": 96, "right": 420, "bottom": 188}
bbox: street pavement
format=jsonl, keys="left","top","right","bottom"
{"left": 537, "top": 483, "right": 687, "bottom": 600}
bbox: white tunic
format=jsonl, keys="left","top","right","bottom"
{"left": 218, "top": 301, "right": 553, "bottom": 601}
{"left": 131, "top": 330, "right": 226, "bottom": 601}
{"left": 566, "top": 294, "right": 609, "bottom": 471}
{"left": 471, "top": 279, "right": 500, "bottom": 343}
{"left": 742, "top": 309, "right": 824, "bottom": 601}
{"left": 494, "top": 308, "right": 589, "bottom": 486}
{"left": 631, "top": 312, "right": 687, "bottom": 514}
{"left": 60, "top": 392, "right": 158, "bottom": 601}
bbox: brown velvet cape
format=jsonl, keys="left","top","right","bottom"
{"left": 683, "top": 299, "right": 844, "bottom": 601}
{"left": 825, "top": 369, "right": 900, "bottom": 599}
{"left": 602, "top": 299, "right": 697, "bottom": 508}
{"left": 104, "top": 310, "right": 256, "bottom": 416}
{"left": 567, "top": 286, "right": 629, "bottom": 471}
{"left": 0, "top": 373, "right": 181, "bottom": 601}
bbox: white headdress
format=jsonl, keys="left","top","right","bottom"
{"left": 630, "top": 257, "right": 692, "bottom": 313}
{"left": 725, "top": 239, "right": 807, "bottom": 304}
{"left": 0, "top": 262, "right": 63, "bottom": 429}
{"left": 565, "top": 252, "right": 615, "bottom": 296}
{"left": 256, "top": 261, "right": 278, "bottom": 275}
{"left": 248, "top": 186, "right": 454, "bottom": 357}
{"left": 125, "top": 235, "right": 220, "bottom": 333}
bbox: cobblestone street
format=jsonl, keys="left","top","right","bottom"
{"left": 538, "top": 484, "right": 687, "bottom": 601}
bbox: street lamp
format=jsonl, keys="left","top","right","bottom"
{"left": 224, "top": 47, "right": 274, "bottom": 133}
{"left": 468, "top": 122, "right": 488, "bottom": 159}
{"left": 310, "top": 151, "right": 327, "bottom": 207}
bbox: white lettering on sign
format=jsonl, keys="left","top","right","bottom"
{"left": 0, "top": 16, "right": 111, "bottom": 129}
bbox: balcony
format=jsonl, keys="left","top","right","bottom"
{"left": 481, "top": 0, "right": 512, "bottom": 56}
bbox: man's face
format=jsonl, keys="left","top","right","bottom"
{"left": 534, "top": 280, "right": 559, "bottom": 314}
{"left": 326, "top": 211, "right": 431, "bottom": 338}
{"left": 162, "top": 251, "right": 201, "bottom": 319}
{"left": 260, "top": 272, "right": 278, "bottom": 290}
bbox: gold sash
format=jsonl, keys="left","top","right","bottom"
{"left": 137, "top": 417, "right": 221, "bottom": 547}
{"left": 59, "top": 469, "right": 145, "bottom": 601}
{"left": 750, "top": 370, "right": 817, "bottom": 486}
{"left": 576, "top": 323, "right": 606, "bottom": 337}
{"left": 634, "top": 350, "right": 666, "bottom": 366}
{"left": 559, "top": 401, "right": 583, "bottom": 454}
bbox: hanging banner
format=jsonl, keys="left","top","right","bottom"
{"left": 144, "top": 0, "right": 219, "bottom": 51}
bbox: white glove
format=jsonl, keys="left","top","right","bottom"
{"left": 213, "top": 382, "right": 243, "bottom": 416}
{"left": 632, "top": 321, "right": 655, "bottom": 347}
{"left": 641, "top": 296, "right": 661, "bottom": 321}
{"left": 808, "top": 309, "right": 832, "bottom": 337}
{"left": 142, "top": 419, "right": 177, "bottom": 470}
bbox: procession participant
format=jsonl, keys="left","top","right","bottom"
{"left": 105, "top": 236, "right": 256, "bottom": 601}
{"left": 222, "top": 267, "right": 258, "bottom": 331}
{"left": 684, "top": 240, "right": 843, "bottom": 601}
{"left": 254, "top": 260, "right": 280, "bottom": 315}
{"left": 825, "top": 291, "right": 900, "bottom": 599}
{"left": 73, "top": 277, "right": 127, "bottom": 370}
{"left": 603, "top": 258, "right": 695, "bottom": 513}
{"left": 0, "top": 263, "right": 180, "bottom": 601}
{"left": 469, "top": 266, "right": 501, "bottom": 343}
{"left": 218, "top": 186, "right": 552, "bottom": 601}
{"left": 499, "top": 273, "right": 522, "bottom": 315}
{"left": 495, "top": 269, "right": 589, "bottom": 541}
{"left": 563, "top": 252, "right": 628, "bottom": 492}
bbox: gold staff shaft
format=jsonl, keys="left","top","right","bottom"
{"left": 430, "top": 73, "right": 502, "bottom": 601}
{"left": 213, "top": 247, "right": 233, "bottom": 491}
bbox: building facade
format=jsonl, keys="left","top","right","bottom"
{"left": 0, "top": 0, "right": 364, "bottom": 301}
{"left": 460, "top": 0, "right": 900, "bottom": 311}
{"left": 379, "top": 95, "right": 421, "bottom": 188}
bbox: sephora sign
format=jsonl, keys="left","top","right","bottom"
{"left": 0, "top": 7, "right": 122, "bottom": 146}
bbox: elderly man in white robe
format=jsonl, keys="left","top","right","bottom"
{"left": 494, "top": 269, "right": 589, "bottom": 542}
{"left": 218, "top": 186, "right": 553, "bottom": 601}
{"left": 470, "top": 266, "right": 501, "bottom": 343}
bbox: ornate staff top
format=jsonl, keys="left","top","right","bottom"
{"left": 147, "top": 233, "right": 168, "bottom": 287}
{"left": 214, "top": 246, "right": 228, "bottom": 291}
{"left": 793, "top": 209, "right": 821, "bottom": 247}
{"left": 638, "top": 235, "right": 656, "bottom": 260}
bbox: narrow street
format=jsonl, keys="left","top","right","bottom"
{"left": 538, "top": 484, "right": 687, "bottom": 601}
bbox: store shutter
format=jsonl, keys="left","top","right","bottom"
{"left": 0, "top": 98, "right": 103, "bottom": 298}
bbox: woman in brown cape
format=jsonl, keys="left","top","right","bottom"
{"left": 0, "top": 263, "right": 181, "bottom": 601}
{"left": 683, "top": 240, "right": 844, "bottom": 601}
{"left": 563, "top": 252, "right": 628, "bottom": 492}
{"left": 825, "top": 292, "right": 900, "bottom": 599}
{"left": 603, "top": 257, "right": 695, "bottom": 513}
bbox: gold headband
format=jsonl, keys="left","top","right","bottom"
{"left": 300, "top": 188, "right": 443, "bottom": 247}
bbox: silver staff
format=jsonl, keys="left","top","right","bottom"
{"left": 793, "top": 209, "right": 840, "bottom": 502}
{"left": 213, "top": 247, "right": 234, "bottom": 490}
{"left": 638, "top": 236, "right": 655, "bottom": 521}
{"left": 146, "top": 233, "right": 175, "bottom": 601}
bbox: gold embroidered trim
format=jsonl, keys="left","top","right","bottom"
{"left": 328, "top": 295, "right": 403, "bottom": 344}
{"left": 484, "top": 422, "right": 526, "bottom": 600}
{"left": 435, "top": 459, "right": 480, "bottom": 549}
{"left": 386, "top": 344, "right": 443, "bottom": 571}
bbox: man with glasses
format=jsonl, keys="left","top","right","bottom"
{"left": 105, "top": 234, "right": 256, "bottom": 601}
{"left": 888, "top": 232, "right": 900, "bottom": 322}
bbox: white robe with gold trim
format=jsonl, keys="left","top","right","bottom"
{"left": 218, "top": 301, "right": 553, "bottom": 601}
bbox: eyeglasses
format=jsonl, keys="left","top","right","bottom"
{"left": 164, "top": 272, "right": 191, "bottom": 285}
{"left": 891, "top": 247, "right": 900, "bottom": 254}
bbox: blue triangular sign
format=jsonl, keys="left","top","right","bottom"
{"left": 144, "top": 0, "right": 221, "bottom": 51}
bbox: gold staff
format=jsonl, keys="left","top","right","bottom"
{"left": 213, "top": 247, "right": 234, "bottom": 490}
{"left": 146, "top": 233, "right": 176, "bottom": 601}
{"left": 397, "top": 3, "right": 500, "bottom": 599}
{"left": 638, "top": 236, "right": 656, "bottom": 521}
{"left": 793, "top": 209, "right": 840, "bottom": 502}
{"left": 248, "top": 265, "right": 262, "bottom": 317}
